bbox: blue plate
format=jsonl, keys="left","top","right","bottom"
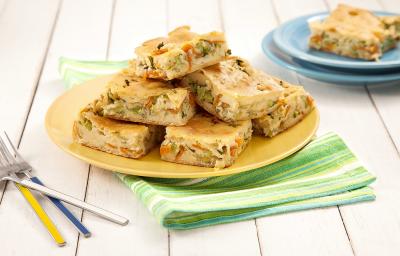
{"left": 262, "top": 31, "right": 400, "bottom": 85}
{"left": 273, "top": 12, "right": 400, "bottom": 71}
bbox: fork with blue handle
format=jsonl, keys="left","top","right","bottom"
{"left": 25, "top": 172, "right": 91, "bottom": 238}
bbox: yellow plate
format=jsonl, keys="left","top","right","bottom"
{"left": 45, "top": 75, "right": 319, "bottom": 178}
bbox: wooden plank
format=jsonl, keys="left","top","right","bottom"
{"left": 298, "top": 74, "right": 400, "bottom": 255}
{"left": 273, "top": 0, "right": 326, "bottom": 23}
{"left": 76, "top": 1, "right": 169, "bottom": 255}
{"left": 77, "top": 167, "right": 169, "bottom": 256}
{"left": 108, "top": 0, "right": 168, "bottom": 60}
{"left": 0, "top": 0, "right": 59, "bottom": 229}
{"left": 170, "top": 221, "right": 260, "bottom": 256}
{"left": 0, "top": 0, "right": 59, "bottom": 147}
{"left": 167, "top": 1, "right": 260, "bottom": 255}
{"left": 327, "top": 0, "right": 382, "bottom": 10}
{"left": 273, "top": 0, "right": 400, "bottom": 254}
{"left": 368, "top": 84, "right": 400, "bottom": 152}
{"left": 257, "top": 208, "right": 354, "bottom": 256}
{"left": 380, "top": 0, "right": 400, "bottom": 12}
{"left": 168, "top": 0, "right": 222, "bottom": 32}
{"left": 322, "top": 0, "right": 400, "bottom": 254}
{"left": 0, "top": 0, "right": 6, "bottom": 16}
{"left": 222, "top": 0, "right": 354, "bottom": 255}
{"left": 0, "top": 0, "right": 113, "bottom": 255}
{"left": 367, "top": 0, "right": 400, "bottom": 156}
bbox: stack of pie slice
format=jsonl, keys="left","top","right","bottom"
{"left": 73, "top": 26, "right": 315, "bottom": 168}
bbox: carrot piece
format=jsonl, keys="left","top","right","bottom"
{"left": 230, "top": 146, "right": 237, "bottom": 157}
{"left": 181, "top": 44, "right": 193, "bottom": 71}
{"left": 192, "top": 143, "right": 206, "bottom": 150}
{"left": 175, "top": 146, "right": 185, "bottom": 160}
{"left": 145, "top": 96, "right": 156, "bottom": 109}
{"left": 189, "top": 93, "right": 196, "bottom": 106}
{"left": 187, "top": 53, "right": 192, "bottom": 71}
{"left": 147, "top": 70, "right": 163, "bottom": 78}
{"left": 120, "top": 147, "right": 138, "bottom": 156}
{"left": 213, "top": 94, "right": 222, "bottom": 106}
{"left": 106, "top": 143, "right": 117, "bottom": 149}
{"left": 306, "top": 96, "right": 314, "bottom": 106}
{"left": 160, "top": 145, "right": 171, "bottom": 155}
{"left": 235, "top": 138, "right": 243, "bottom": 147}
{"left": 182, "top": 44, "right": 193, "bottom": 52}
{"left": 167, "top": 106, "right": 182, "bottom": 114}
{"left": 152, "top": 48, "right": 168, "bottom": 55}
{"left": 322, "top": 42, "right": 335, "bottom": 51}
{"left": 368, "top": 45, "right": 379, "bottom": 54}
{"left": 310, "top": 35, "right": 322, "bottom": 44}
{"left": 209, "top": 40, "right": 225, "bottom": 43}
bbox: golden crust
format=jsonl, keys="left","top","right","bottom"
{"left": 135, "top": 26, "right": 225, "bottom": 56}
{"left": 82, "top": 108, "right": 149, "bottom": 133}
{"left": 160, "top": 156, "right": 218, "bottom": 168}
{"left": 199, "top": 56, "right": 283, "bottom": 96}
{"left": 310, "top": 4, "right": 386, "bottom": 41}
{"left": 107, "top": 69, "right": 182, "bottom": 98}
{"left": 166, "top": 112, "right": 251, "bottom": 139}
{"left": 76, "top": 140, "right": 146, "bottom": 158}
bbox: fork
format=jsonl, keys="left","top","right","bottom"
{"left": 1, "top": 132, "right": 91, "bottom": 238}
{"left": 0, "top": 134, "right": 129, "bottom": 226}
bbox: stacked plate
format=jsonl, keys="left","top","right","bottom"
{"left": 262, "top": 12, "right": 400, "bottom": 85}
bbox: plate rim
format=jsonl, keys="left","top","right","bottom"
{"left": 273, "top": 11, "right": 400, "bottom": 69}
{"left": 45, "top": 76, "right": 320, "bottom": 178}
{"left": 262, "top": 31, "right": 400, "bottom": 84}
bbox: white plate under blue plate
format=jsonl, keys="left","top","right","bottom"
{"left": 262, "top": 31, "right": 400, "bottom": 85}
{"left": 273, "top": 12, "right": 400, "bottom": 71}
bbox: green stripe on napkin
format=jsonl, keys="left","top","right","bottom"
{"left": 59, "top": 57, "right": 128, "bottom": 89}
{"left": 60, "top": 58, "right": 376, "bottom": 230}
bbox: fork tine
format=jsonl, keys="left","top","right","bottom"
{"left": 0, "top": 135, "right": 13, "bottom": 166}
{"left": 0, "top": 133, "right": 17, "bottom": 164}
{"left": 3, "top": 131, "right": 24, "bottom": 161}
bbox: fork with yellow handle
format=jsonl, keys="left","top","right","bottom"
{"left": 14, "top": 181, "right": 66, "bottom": 246}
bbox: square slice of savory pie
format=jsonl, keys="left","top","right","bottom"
{"left": 73, "top": 105, "right": 164, "bottom": 158}
{"left": 134, "top": 26, "right": 229, "bottom": 80}
{"left": 180, "top": 57, "right": 283, "bottom": 122}
{"left": 252, "top": 81, "right": 315, "bottom": 138}
{"left": 308, "top": 4, "right": 397, "bottom": 60}
{"left": 160, "top": 113, "right": 252, "bottom": 168}
{"left": 93, "top": 68, "right": 196, "bottom": 126}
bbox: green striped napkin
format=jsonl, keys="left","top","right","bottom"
{"left": 59, "top": 57, "right": 376, "bottom": 230}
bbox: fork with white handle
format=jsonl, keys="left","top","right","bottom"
{"left": 0, "top": 132, "right": 129, "bottom": 226}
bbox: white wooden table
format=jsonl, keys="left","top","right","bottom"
{"left": 1, "top": 0, "right": 399, "bottom": 255}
